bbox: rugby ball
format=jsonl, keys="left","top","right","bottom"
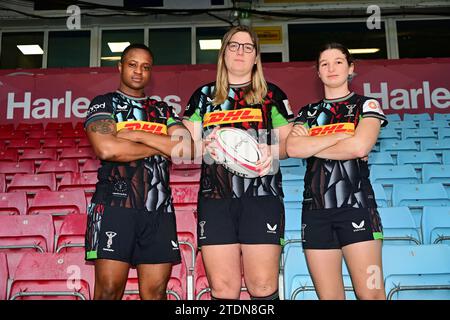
{"left": 213, "top": 127, "right": 261, "bottom": 178}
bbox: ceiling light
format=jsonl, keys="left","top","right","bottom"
{"left": 100, "top": 56, "right": 121, "bottom": 61}
{"left": 107, "top": 42, "right": 131, "bottom": 53}
{"left": 199, "top": 39, "right": 222, "bottom": 50}
{"left": 348, "top": 48, "right": 380, "bottom": 54}
{"left": 17, "top": 45, "right": 43, "bottom": 55}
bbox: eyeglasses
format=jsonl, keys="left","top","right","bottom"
{"left": 227, "top": 41, "right": 256, "bottom": 53}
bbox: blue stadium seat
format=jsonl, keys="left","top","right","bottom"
{"left": 368, "top": 152, "right": 395, "bottom": 166}
{"left": 388, "top": 121, "right": 417, "bottom": 131}
{"left": 378, "top": 207, "right": 421, "bottom": 245}
{"left": 421, "top": 207, "right": 450, "bottom": 245}
{"left": 283, "top": 184, "right": 304, "bottom": 209}
{"left": 280, "top": 158, "right": 304, "bottom": 167}
{"left": 397, "top": 151, "right": 440, "bottom": 172}
{"left": 402, "top": 128, "right": 436, "bottom": 147}
{"left": 284, "top": 208, "right": 302, "bottom": 241}
{"left": 372, "top": 183, "right": 389, "bottom": 208}
{"left": 380, "top": 140, "right": 418, "bottom": 153}
{"left": 437, "top": 128, "right": 450, "bottom": 140}
{"left": 385, "top": 114, "right": 401, "bottom": 122}
{"left": 382, "top": 245, "right": 450, "bottom": 300}
{"left": 370, "top": 165, "right": 418, "bottom": 185}
{"left": 392, "top": 183, "right": 450, "bottom": 226}
{"left": 281, "top": 166, "right": 305, "bottom": 186}
{"left": 378, "top": 129, "right": 401, "bottom": 141}
{"left": 443, "top": 150, "right": 450, "bottom": 165}
{"left": 421, "top": 139, "right": 450, "bottom": 155}
{"left": 403, "top": 113, "right": 432, "bottom": 122}
{"left": 433, "top": 113, "right": 450, "bottom": 121}
{"left": 422, "top": 164, "right": 450, "bottom": 185}
{"left": 419, "top": 120, "right": 449, "bottom": 130}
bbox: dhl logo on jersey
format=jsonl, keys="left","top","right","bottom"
{"left": 309, "top": 123, "right": 355, "bottom": 136}
{"left": 203, "top": 108, "right": 262, "bottom": 127}
{"left": 116, "top": 121, "right": 167, "bottom": 135}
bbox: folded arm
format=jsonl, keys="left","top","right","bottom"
{"left": 86, "top": 119, "right": 161, "bottom": 162}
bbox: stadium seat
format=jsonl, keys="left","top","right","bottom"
{"left": 171, "top": 162, "right": 201, "bottom": 170}
{"left": 422, "top": 164, "right": 450, "bottom": 185}
{"left": 371, "top": 183, "right": 389, "bottom": 208}
{"left": 0, "top": 130, "right": 26, "bottom": 143}
{"left": 402, "top": 128, "right": 436, "bottom": 147}
{"left": 377, "top": 129, "right": 401, "bottom": 141}
{"left": 421, "top": 139, "right": 450, "bottom": 154}
{"left": 280, "top": 158, "right": 303, "bottom": 167}
{"left": 392, "top": 183, "right": 450, "bottom": 226}
{"left": 28, "top": 190, "right": 86, "bottom": 217}
{"left": 0, "top": 124, "right": 14, "bottom": 132}
{"left": 0, "top": 192, "right": 27, "bottom": 215}
{"left": 387, "top": 121, "right": 417, "bottom": 131}
{"left": 281, "top": 166, "right": 305, "bottom": 186}
{"left": 42, "top": 138, "right": 77, "bottom": 152}
{"left": 0, "top": 149, "right": 18, "bottom": 162}
{"left": 380, "top": 140, "right": 418, "bottom": 153}
{"left": 382, "top": 245, "right": 450, "bottom": 300}
{"left": 27, "top": 129, "right": 59, "bottom": 142}
{"left": 438, "top": 128, "right": 450, "bottom": 140}
{"left": 45, "top": 122, "right": 73, "bottom": 132}
{"left": 443, "top": 151, "right": 450, "bottom": 165}
{"left": 80, "top": 159, "right": 101, "bottom": 173}
{"left": 170, "top": 169, "right": 201, "bottom": 184}
{"left": 0, "top": 253, "right": 8, "bottom": 300}
{"left": 0, "top": 213, "right": 54, "bottom": 277}
{"left": 19, "top": 148, "right": 58, "bottom": 164}
{"left": 58, "top": 147, "right": 96, "bottom": 163}
{"left": 385, "top": 114, "right": 401, "bottom": 122}
{"left": 0, "top": 174, "right": 4, "bottom": 193}
{"left": 368, "top": 152, "right": 395, "bottom": 166}
{"left": 58, "top": 172, "right": 98, "bottom": 200}
{"left": 55, "top": 213, "right": 87, "bottom": 253}
{"left": 60, "top": 128, "right": 86, "bottom": 139}
{"left": 421, "top": 207, "right": 450, "bottom": 245}
{"left": 8, "top": 252, "right": 94, "bottom": 300}
{"left": 284, "top": 208, "right": 302, "bottom": 241}
{"left": 194, "top": 253, "right": 250, "bottom": 300}
{"left": 171, "top": 184, "right": 200, "bottom": 206}
{"left": 283, "top": 184, "right": 304, "bottom": 209}
{"left": 433, "top": 113, "right": 450, "bottom": 121}
{"left": 36, "top": 159, "right": 79, "bottom": 179}
{"left": 370, "top": 165, "right": 418, "bottom": 185}
{"left": 378, "top": 207, "right": 421, "bottom": 245}
{"left": 16, "top": 123, "right": 44, "bottom": 133}
{"left": 403, "top": 113, "right": 432, "bottom": 122}
{"left": 419, "top": 120, "right": 449, "bottom": 130}
{"left": 6, "top": 138, "right": 41, "bottom": 154}
{"left": 397, "top": 151, "right": 440, "bottom": 171}
{"left": 77, "top": 137, "right": 91, "bottom": 148}
{"left": 74, "top": 122, "right": 84, "bottom": 131}
{"left": 7, "top": 173, "right": 56, "bottom": 196}
{"left": 0, "top": 160, "right": 35, "bottom": 182}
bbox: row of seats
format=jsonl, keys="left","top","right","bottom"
{"left": 385, "top": 112, "right": 450, "bottom": 122}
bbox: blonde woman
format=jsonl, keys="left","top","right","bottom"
{"left": 183, "top": 26, "right": 294, "bottom": 300}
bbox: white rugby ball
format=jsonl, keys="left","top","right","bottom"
{"left": 213, "top": 127, "right": 261, "bottom": 178}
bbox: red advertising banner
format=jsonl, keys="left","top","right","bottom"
{"left": 0, "top": 58, "right": 449, "bottom": 125}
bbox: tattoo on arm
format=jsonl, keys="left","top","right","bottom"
{"left": 89, "top": 119, "right": 115, "bottom": 135}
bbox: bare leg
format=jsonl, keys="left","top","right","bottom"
{"left": 94, "top": 259, "right": 130, "bottom": 300}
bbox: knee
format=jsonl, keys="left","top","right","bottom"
{"left": 246, "top": 278, "right": 278, "bottom": 298}
{"left": 94, "top": 282, "right": 124, "bottom": 300}
{"left": 210, "top": 278, "right": 242, "bottom": 299}
{"left": 140, "top": 282, "right": 168, "bottom": 300}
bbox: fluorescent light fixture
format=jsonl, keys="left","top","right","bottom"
{"left": 348, "top": 48, "right": 380, "bottom": 54}
{"left": 108, "top": 42, "right": 130, "bottom": 53}
{"left": 100, "top": 56, "right": 121, "bottom": 61}
{"left": 199, "top": 39, "right": 222, "bottom": 50}
{"left": 17, "top": 45, "right": 43, "bottom": 55}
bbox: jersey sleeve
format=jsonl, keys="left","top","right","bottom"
{"left": 293, "top": 105, "right": 310, "bottom": 128}
{"left": 84, "top": 94, "right": 114, "bottom": 129}
{"left": 162, "top": 102, "right": 183, "bottom": 128}
{"left": 183, "top": 86, "right": 204, "bottom": 123}
{"left": 268, "top": 83, "right": 295, "bottom": 128}
{"left": 361, "top": 98, "right": 388, "bottom": 127}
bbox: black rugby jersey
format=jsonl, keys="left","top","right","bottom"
{"left": 84, "top": 90, "right": 182, "bottom": 212}
{"left": 294, "top": 92, "right": 388, "bottom": 210}
{"left": 184, "top": 82, "right": 294, "bottom": 199}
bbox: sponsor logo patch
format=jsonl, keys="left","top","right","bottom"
{"left": 309, "top": 123, "right": 355, "bottom": 136}
{"left": 203, "top": 108, "right": 262, "bottom": 127}
{"left": 116, "top": 120, "right": 167, "bottom": 135}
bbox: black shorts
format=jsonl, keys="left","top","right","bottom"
{"left": 197, "top": 196, "right": 285, "bottom": 247}
{"left": 85, "top": 203, "right": 181, "bottom": 265}
{"left": 301, "top": 207, "right": 383, "bottom": 250}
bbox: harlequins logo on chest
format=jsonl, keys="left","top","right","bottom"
{"left": 345, "top": 104, "right": 357, "bottom": 117}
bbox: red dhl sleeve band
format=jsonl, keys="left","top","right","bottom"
{"left": 309, "top": 123, "right": 355, "bottom": 136}
{"left": 116, "top": 121, "right": 167, "bottom": 135}
{"left": 203, "top": 108, "right": 262, "bottom": 127}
